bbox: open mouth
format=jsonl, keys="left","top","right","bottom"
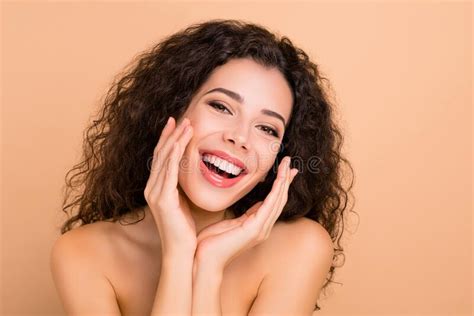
{"left": 202, "top": 159, "right": 239, "bottom": 179}
{"left": 198, "top": 150, "right": 248, "bottom": 188}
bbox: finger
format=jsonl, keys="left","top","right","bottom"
{"left": 156, "top": 142, "right": 180, "bottom": 199}
{"left": 151, "top": 117, "right": 191, "bottom": 188}
{"left": 253, "top": 157, "right": 289, "bottom": 228}
{"left": 145, "top": 117, "right": 175, "bottom": 194}
{"left": 152, "top": 117, "right": 189, "bottom": 171}
{"left": 262, "top": 165, "right": 298, "bottom": 236}
{"left": 154, "top": 116, "right": 175, "bottom": 155}
{"left": 241, "top": 201, "right": 263, "bottom": 227}
{"left": 290, "top": 168, "right": 298, "bottom": 182}
{"left": 273, "top": 167, "right": 297, "bottom": 226}
{"left": 158, "top": 124, "right": 193, "bottom": 197}
{"left": 263, "top": 157, "right": 291, "bottom": 234}
{"left": 158, "top": 117, "right": 190, "bottom": 154}
{"left": 273, "top": 167, "right": 298, "bottom": 218}
{"left": 155, "top": 117, "right": 188, "bottom": 152}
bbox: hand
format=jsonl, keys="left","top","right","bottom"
{"left": 194, "top": 156, "right": 298, "bottom": 270}
{"left": 144, "top": 116, "right": 197, "bottom": 257}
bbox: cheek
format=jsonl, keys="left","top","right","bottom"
{"left": 189, "top": 121, "right": 229, "bottom": 144}
{"left": 255, "top": 147, "right": 279, "bottom": 175}
{"left": 188, "top": 110, "right": 221, "bottom": 133}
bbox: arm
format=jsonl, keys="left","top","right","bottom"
{"left": 190, "top": 157, "right": 297, "bottom": 316}
{"left": 50, "top": 232, "right": 122, "bottom": 315}
{"left": 191, "top": 258, "right": 224, "bottom": 316}
{"left": 150, "top": 251, "right": 195, "bottom": 316}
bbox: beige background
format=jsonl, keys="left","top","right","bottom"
{"left": 1, "top": 1, "right": 472, "bottom": 315}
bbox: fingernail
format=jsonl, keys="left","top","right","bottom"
{"left": 292, "top": 169, "right": 299, "bottom": 178}
{"left": 167, "top": 116, "right": 172, "bottom": 125}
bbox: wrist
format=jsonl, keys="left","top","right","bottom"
{"left": 193, "top": 259, "right": 224, "bottom": 284}
{"left": 161, "top": 241, "right": 196, "bottom": 258}
{"left": 194, "top": 254, "right": 225, "bottom": 275}
{"left": 162, "top": 250, "right": 195, "bottom": 269}
{"left": 195, "top": 247, "right": 228, "bottom": 271}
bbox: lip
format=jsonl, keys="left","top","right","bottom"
{"left": 199, "top": 159, "right": 247, "bottom": 188}
{"left": 198, "top": 149, "right": 248, "bottom": 173}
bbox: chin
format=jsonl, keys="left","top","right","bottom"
{"left": 177, "top": 173, "right": 256, "bottom": 212}
{"left": 180, "top": 183, "right": 239, "bottom": 212}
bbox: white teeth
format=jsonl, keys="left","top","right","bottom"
{"left": 202, "top": 154, "right": 243, "bottom": 176}
{"left": 225, "top": 162, "right": 233, "bottom": 174}
{"left": 214, "top": 157, "right": 224, "bottom": 166}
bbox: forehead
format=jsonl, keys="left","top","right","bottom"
{"left": 196, "top": 58, "right": 293, "bottom": 122}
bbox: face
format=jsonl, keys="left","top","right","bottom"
{"left": 177, "top": 58, "right": 293, "bottom": 212}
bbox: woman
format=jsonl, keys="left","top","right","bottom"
{"left": 50, "top": 19, "right": 355, "bottom": 315}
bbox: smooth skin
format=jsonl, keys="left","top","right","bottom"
{"left": 144, "top": 116, "right": 197, "bottom": 257}
{"left": 144, "top": 114, "right": 297, "bottom": 315}
{"left": 49, "top": 114, "right": 332, "bottom": 315}
{"left": 50, "top": 59, "right": 334, "bottom": 316}
{"left": 145, "top": 114, "right": 297, "bottom": 276}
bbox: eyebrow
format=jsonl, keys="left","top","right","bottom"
{"left": 204, "top": 87, "right": 287, "bottom": 127}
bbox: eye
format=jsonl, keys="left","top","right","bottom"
{"left": 258, "top": 125, "right": 280, "bottom": 138}
{"left": 208, "top": 101, "right": 232, "bottom": 114}
{"left": 208, "top": 101, "right": 280, "bottom": 138}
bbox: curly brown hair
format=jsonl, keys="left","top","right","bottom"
{"left": 59, "top": 19, "right": 356, "bottom": 311}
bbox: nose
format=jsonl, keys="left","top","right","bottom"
{"left": 223, "top": 125, "right": 250, "bottom": 151}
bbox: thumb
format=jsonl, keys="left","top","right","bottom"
{"left": 245, "top": 201, "right": 263, "bottom": 217}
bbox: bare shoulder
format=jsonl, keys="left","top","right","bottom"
{"left": 49, "top": 221, "right": 123, "bottom": 315}
{"left": 52, "top": 209, "right": 151, "bottom": 254}
{"left": 52, "top": 220, "right": 120, "bottom": 258}
{"left": 257, "top": 216, "right": 334, "bottom": 277}
{"left": 50, "top": 217, "right": 140, "bottom": 277}
{"left": 267, "top": 217, "right": 334, "bottom": 256}
{"left": 50, "top": 220, "right": 124, "bottom": 284}
{"left": 247, "top": 218, "right": 334, "bottom": 315}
